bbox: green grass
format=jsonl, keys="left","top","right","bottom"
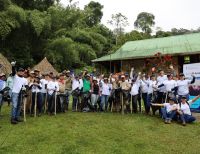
{"left": 0, "top": 104, "right": 200, "bottom": 154}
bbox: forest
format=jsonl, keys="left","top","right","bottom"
{"left": 1, "top": 0, "right": 200, "bottom": 71}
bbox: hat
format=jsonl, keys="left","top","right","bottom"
{"left": 0, "top": 73, "right": 5, "bottom": 76}
{"left": 18, "top": 68, "right": 25, "bottom": 72}
{"left": 121, "top": 75, "right": 125, "bottom": 78}
{"left": 167, "top": 74, "right": 172, "bottom": 77}
{"left": 30, "top": 71, "right": 34, "bottom": 74}
{"left": 59, "top": 73, "right": 65, "bottom": 76}
{"left": 104, "top": 77, "right": 108, "bottom": 80}
{"left": 66, "top": 70, "right": 70, "bottom": 73}
{"left": 179, "top": 73, "right": 185, "bottom": 76}
{"left": 181, "top": 96, "right": 187, "bottom": 99}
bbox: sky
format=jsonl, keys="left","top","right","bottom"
{"left": 60, "top": 0, "right": 200, "bottom": 32}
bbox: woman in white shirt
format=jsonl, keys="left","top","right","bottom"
{"left": 100, "top": 78, "right": 112, "bottom": 112}
{"left": 177, "top": 95, "right": 200, "bottom": 126}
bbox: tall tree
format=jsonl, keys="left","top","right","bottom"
{"left": 107, "top": 13, "right": 129, "bottom": 45}
{"left": 84, "top": 1, "right": 103, "bottom": 27}
{"left": 134, "top": 12, "right": 155, "bottom": 34}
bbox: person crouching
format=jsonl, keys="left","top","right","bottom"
{"left": 151, "top": 97, "right": 177, "bottom": 124}
{"left": 177, "top": 95, "right": 200, "bottom": 126}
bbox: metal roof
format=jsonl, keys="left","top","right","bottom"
{"left": 92, "top": 32, "right": 200, "bottom": 62}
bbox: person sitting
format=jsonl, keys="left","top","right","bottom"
{"left": 151, "top": 97, "right": 178, "bottom": 124}
{"left": 177, "top": 95, "right": 200, "bottom": 126}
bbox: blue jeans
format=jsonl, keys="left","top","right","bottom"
{"left": 180, "top": 114, "right": 196, "bottom": 123}
{"left": 146, "top": 93, "right": 152, "bottom": 114}
{"left": 11, "top": 93, "right": 22, "bottom": 119}
{"left": 101, "top": 95, "right": 109, "bottom": 111}
{"left": 72, "top": 96, "right": 78, "bottom": 111}
{"left": 161, "top": 108, "right": 176, "bottom": 120}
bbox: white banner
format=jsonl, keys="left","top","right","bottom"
{"left": 183, "top": 63, "right": 200, "bottom": 78}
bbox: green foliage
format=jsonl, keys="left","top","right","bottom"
{"left": 134, "top": 12, "right": 155, "bottom": 34}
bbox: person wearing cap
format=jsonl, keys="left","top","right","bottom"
{"left": 34, "top": 69, "right": 40, "bottom": 78}
{"left": 176, "top": 73, "right": 195, "bottom": 102}
{"left": 151, "top": 97, "right": 178, "bottom": 124}
{"left": 0, "top": 73, "right": 6, "bottom": 115}
{"left": 91, "top": 77, "right": 100, "bottom": 111}
{"left": 157, "top": 70, "right": 168, "bottom": 103}
{"left": 29, "top": 76, "right": 42, "bottom": 116}
{"left": 177, "top": 95, "right": 200, "bottom": 126}
{"left": 100, "top": 77, "right": 112, "bottom": 112}
{"left": 10, "top": 62, "right": 28, "bottom": 124}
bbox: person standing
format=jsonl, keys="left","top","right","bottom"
{"left": 157, "top": 70, "right": 167, "bottom": 103}
{"left": 0, "top": 73, "right": 6, "bottom": 115}
{"left": 71, "top": 75, "right": 80, "bottom": 112}
{"left": 91, "top": 77, "right": 100, "bottom": 111}
{"left": 57, "top": 74, "right": 66, "bottom": 112}
{"left": 64, "top": 70, "right": 72, "bottom": 111}
{"left": 40, "top": 74, "right": 49, "bottom": 112}
{"left": 6, "top": 73, "right": 14, "bottom": 106}
{"left": 176, "top": 73, "right": 195, "bottom": 102}
{"left": 140, "top": 74, "right": 149, "bottom": 114}
{"left": 10, "top": 62, "right": 28, "bottom": 124}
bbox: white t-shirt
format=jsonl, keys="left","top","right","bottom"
{"left": 140, "top": 79, "right": 148, "bottom": 93}
{"left": 147, "top": 80, "right": 157, "bottom": 94}
{"left": 79, "top": 79, "right": 83, "bottom": 90}
{"left": 47, "top": 81, "right": 59, "bottom": 95}
{"left": 178, "top": 100, "right": 192, "bottom": 115}
{"left": 163, "top": 103, "right": 177, "bottom": 113}
{"left": 12, "top": 75, "right": 28, "bottom": 93}
{"left": 72, "top": 79, "right": 80, "bottom": 91}
{"left": 130, "top": 80, "right": 140, "bottom": 96}
{"left": 101, "top": 82, "right": 112, "bottom": 96}
{"left": 163, "top": 80, "right": 177, "bottom": 92}
{"left": 177, "top": 80, "right": 191, "bottom": 95}
{"left": 157, "top": 75, "right": 167, "bottom": 92}
{"left": 40, "top": 79, "right": 49, "bottom": 93}
{"left": 30, "top": 83, "right": 42, "bottom": 93}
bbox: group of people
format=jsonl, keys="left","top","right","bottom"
{"left": 0, "top": 61, "right": 200, "bottom": 126}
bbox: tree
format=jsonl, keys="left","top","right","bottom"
{"left": 134, "top": 12, "right": 155, "bottom": 34}
{"left": 107, "top": 13, "right": 129, "bottom": 45}
{"left": 84, "top": 1, "right": 103, "bottom": 27}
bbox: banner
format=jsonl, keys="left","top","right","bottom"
{"left": 183, "top": 63, "right": 200, "bottom": 111}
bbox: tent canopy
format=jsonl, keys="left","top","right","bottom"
{"left": 92, "top": 32, "right": 200, "bottom": 62}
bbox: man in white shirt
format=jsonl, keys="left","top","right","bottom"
{"left": 71, "top": 75, "right": 80, "bottom": 111}
{"left": 11, "top": 65, "right": 28, "bottom": 124}
{"left": 47, "top": 76, "right": 59, "bottom": 115}
{"left": 152, "top": 97, "right": 177, "bottom": 124}
{"left": 40, "top": 74, "right": 49, "bottom": 112}
{"left": 29, "top": 76, "right": 42, "bottom": 116}
{"left": 157, "top": 70, "right": 167, "bottom": 103}
{"left": 140, "top": 74, "right": 149, "bottom": 114}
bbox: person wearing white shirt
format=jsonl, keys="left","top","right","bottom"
{"left": 151, "top": 97, "right": 178, "bottom": 124}
{"left": 0, "top": 73, "right": 6, "bottom": 115}
{"left": 158, "top": 74, "right": 177, "bottom": 102}
{"left": 157, "top": 70, "right": 167, "bottom": 103}
{"left": 6, "top": 74, "right": 14, "bottom": 106}
{"left": 29, "top": 77, "right": 42, "bottom": 116}
{"left": 40, "top": 74, "right": 49, "bottom": 112}
{"left": 71, "top": 76, "right": 80, "bottom": 111}
{"left": 140, "top": 74, "right": 149, "bottom": 114}
{"left": 47, "top": 76, "right": 59, "bottom": 115}
{"left": 145, "top": 75, "right": 157, "bottom": 114}
{"left": 130, "top": 76, "right": 140, "bottom": 113}
{"left": 11, "top": 64, "right": 28, "bottom": 124}
{"left": 176, "top": 73, "right": 195, "bottom": 102}
{"left": 100, "top": 78, "right": 112, "bottom": 111}
{"left": 177, "top": 95, "right": 200, "bottom": 126}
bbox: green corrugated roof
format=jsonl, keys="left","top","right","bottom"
{"left": 92, "top": 32, "right": 200, "bottom": 62}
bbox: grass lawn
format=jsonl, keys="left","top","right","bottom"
{"left": 1, "top": 104, "right": 200, "bottom": 154}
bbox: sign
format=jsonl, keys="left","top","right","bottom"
{"left": 183, "top": 63, "right": 200, "bottom": 111}
{"left": 183, "top": 63, "right": 200, "bottom": 78}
